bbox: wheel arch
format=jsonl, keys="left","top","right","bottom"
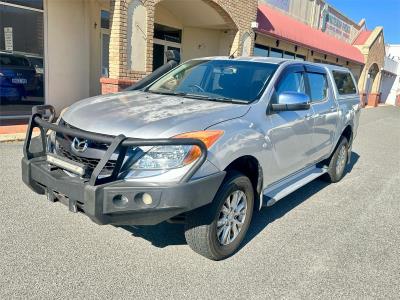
{"left": 341, "top": 124, "right": 353, "bottom": 145}
{"left": 224, "top": 155, "right": 263, "bottom": 210}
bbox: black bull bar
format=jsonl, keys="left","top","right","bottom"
{"left": 23, "top": 105, "right": 208, "bottom": 186}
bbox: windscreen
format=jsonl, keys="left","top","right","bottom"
{"left": 147, "top": 60, "right": 278, "bottom": 103}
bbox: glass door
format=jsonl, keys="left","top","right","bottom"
{"left": 152, "top": 38, "right": 181, "bottom": 70}
{"left": 152, "top": 24, "right": 182, "bottom": 71}
{"left": 100, "top": 10, "right": 110, "bottom": 77}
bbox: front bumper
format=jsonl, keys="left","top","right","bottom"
{"left": 22, "top": 157, "right": 225, "bottom": 225}
{"left": 21, "top": 105, "right": 224, "bottom": 226}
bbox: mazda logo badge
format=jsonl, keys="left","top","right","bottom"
{"left": 72, "top": 137, "right": 88, "bottom": 153}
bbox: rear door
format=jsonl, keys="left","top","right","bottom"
{"left": 304, "top": 65, "right": 339, "bottom": 162}
{"left": 266, "top": 65, "right": 315, "bottom": 182}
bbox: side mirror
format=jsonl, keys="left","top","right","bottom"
{"left": 270, "top": 91, "right": 311, "bottom": 112}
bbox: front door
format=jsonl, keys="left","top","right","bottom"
{"left": 265, "top": 65, "right": 315, "bottom": 183}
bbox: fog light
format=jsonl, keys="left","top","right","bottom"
{"left": 112, "top": 194, "right": 129, "bottom": 208}
{"left": 142, "top": 193, "right": 153, "bottom": 205}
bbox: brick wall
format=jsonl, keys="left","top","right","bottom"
{"left": 102, "top": 0, "right": 258, "bottom": 93}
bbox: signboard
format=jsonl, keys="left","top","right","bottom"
{"left": 4, "top": 27, "right": 13, "bottom": 51}
{"left": 320, "top": 5, "right": 351, "bottom": 41}
{"left": 265, "top": 0, "right": 290, "bottom": 12}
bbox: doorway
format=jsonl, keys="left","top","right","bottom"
{"left": 152, "top": 23, "right": 181, "bottom": 71}
{"left": 100, "top": 10, "right": 110, "bottom": 77}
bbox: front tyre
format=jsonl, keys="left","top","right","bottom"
{"left": 184, "top": 171, "right": 254, "bottom": 260}
{"left": 324, "top": 137, "right": 349, "bottom": 183}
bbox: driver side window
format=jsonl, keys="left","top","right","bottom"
{"left": 272, "top": 71, "right": 305, "bottom": 104}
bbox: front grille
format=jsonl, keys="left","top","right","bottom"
{"left": 54, "top": 120, "right": 117, "bottom": 177}
{"left": 57, "top": 144, "right": 116, "bottom": 176}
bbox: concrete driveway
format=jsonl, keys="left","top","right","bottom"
{"left": 0, "top": 106, "right": 399, "bottom": 299}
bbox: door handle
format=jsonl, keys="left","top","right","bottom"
{"left": 330, "top": 106, "right": 337, "bottom": 112}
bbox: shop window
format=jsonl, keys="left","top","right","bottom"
{"left": 254, "top": 44, "right": 269, "bottom": 57}
{"left": 306, "top": 72, "right": 328, "bottom": 102}
{"left": 295, "top": 54, "right": 306, "bottom": 61}
{"left": 269, "top": 47, "right": 283, "bottom": 58}
{"left": 101, "top": 10, "right": 110, "bottom": 29}
{"left": 2, "top": 0, "right": 42, "bottom": 10}
{"left": 283, "top": 51, "right": 295, "bottom": 59}
{"left": 154, "top": 23, "right": 182, "bottom": 43}
{"left": 0, "top": 1, "right": 44, "bottom": 119}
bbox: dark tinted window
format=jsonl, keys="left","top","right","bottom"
{"left": 296, "top": 54, "right": 306, "bottom": 61}
{"left": 307, "top": 72, "right": 328, "bottom": 101}
{"left": 0, "top": 54, "right": 30, "bottom": 66}
{"left": 101, "top": 10, "right": 110, "bottom": 29}
{"left": 254, "top": 44, "right": 269, "bottom": 57}
{"left": 283, "top": 51, "right": 295, "bottom": 59}
{"left": 154, "top": 23, "right": 181, "bottom": 43}
{"left": 3, "top": 0, "right": 43, "bottom": 10}
{"left": 0, "top": 4, "right": 44, "bottom": 55}
{"left": 332, "top": 71, "right": 357, "bottom": 95}
{"left": 270, "top": 48, "right": 283, "bottom": 58}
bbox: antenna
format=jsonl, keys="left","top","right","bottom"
{"left": 229, "top": 47, "right": 238, "bottom": 59}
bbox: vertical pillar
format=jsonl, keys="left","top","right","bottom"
{"left": 100, "top": 0, "right": 134, "bottom": 94}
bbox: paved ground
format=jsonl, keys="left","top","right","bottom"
{"left": 0, "top": 106, "right": 399, "bottom": 299}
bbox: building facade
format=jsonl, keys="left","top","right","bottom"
{"left": 381, "top": 45, "right": 400, "bottom": 106}
{"left": 0, "top": 0, "right": 391, "bottom": 123}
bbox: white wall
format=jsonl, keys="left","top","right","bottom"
{"left": 89, "top": 0, "right": 109, "bottom": 96}
{"left": 381, "top": 44, "right": 400, "bottom": 105}
{"left": 181, "top": 27, "right": 235, "bottom": 61}
{"left": 128, "top": 0, "right": 147, "bottom": 72}
{"left": 45, "top": 0, "right": 91, "bottom": 113}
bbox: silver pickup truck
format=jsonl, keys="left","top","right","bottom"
{"left": 22, "top": 56, "right": 360, "bottom": 260}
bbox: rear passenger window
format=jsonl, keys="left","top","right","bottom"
{"left": 332, "top": 71, "right": 357, "bottom": 95}
{"left": 307, "top": 73, "right": 328, "bottom": 102}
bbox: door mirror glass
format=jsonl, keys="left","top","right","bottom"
{"left": 271, "top": 91, "right": 311, "bottom": 112}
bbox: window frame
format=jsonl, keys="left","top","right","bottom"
{"left": 254, "top": 44, "right": 269, "bottom": 57}
{"left": 269, "top": 64, "right": 308, "bottom": 107}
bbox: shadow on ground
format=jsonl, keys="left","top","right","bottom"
{"left": 121, "top": 152, "right": 360, "bottom": 250}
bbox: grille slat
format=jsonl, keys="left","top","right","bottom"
{"left": 56, "top": 143, "right": 116, "bottom": 177}
{"left": 54, "top": 120, "right": 120, "bottom": 177}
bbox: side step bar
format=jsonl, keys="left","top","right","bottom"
{"left": 262, "top": 166, "right": 327, "bottom": 207}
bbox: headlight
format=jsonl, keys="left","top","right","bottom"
{"left": 131, "top": 130, "right": 224, "bottom": 170}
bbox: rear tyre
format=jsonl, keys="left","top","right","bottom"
{"left": 323, "top": 137, "right": 349, "bottom": 183}
{"left": 184, "top": 171, "right": 254, "bottom": 260}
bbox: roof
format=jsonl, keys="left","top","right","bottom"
{"left": 256, "top": 5, "right": 365, "bottom": 64}
{"left": 191, "top": 56, "right": 354, "bottom": 74}
{"left": 353, "top": 30, "right": 372, "bottom": 45}
{"left": 194, "top": 56, "right": 286, "bottom": 64}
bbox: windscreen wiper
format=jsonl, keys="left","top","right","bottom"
{"left": 147, "top": 90, "right": 186, "bottom": 96}
{"left": 179, "top": 93, "right": 248, "bottom": 104}
{"left": 148, "top": 90, "right": 248, "bottom": 104}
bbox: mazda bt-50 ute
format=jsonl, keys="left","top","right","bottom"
{"left": 22, "top": 56, "right": 361, "bottom": 260}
